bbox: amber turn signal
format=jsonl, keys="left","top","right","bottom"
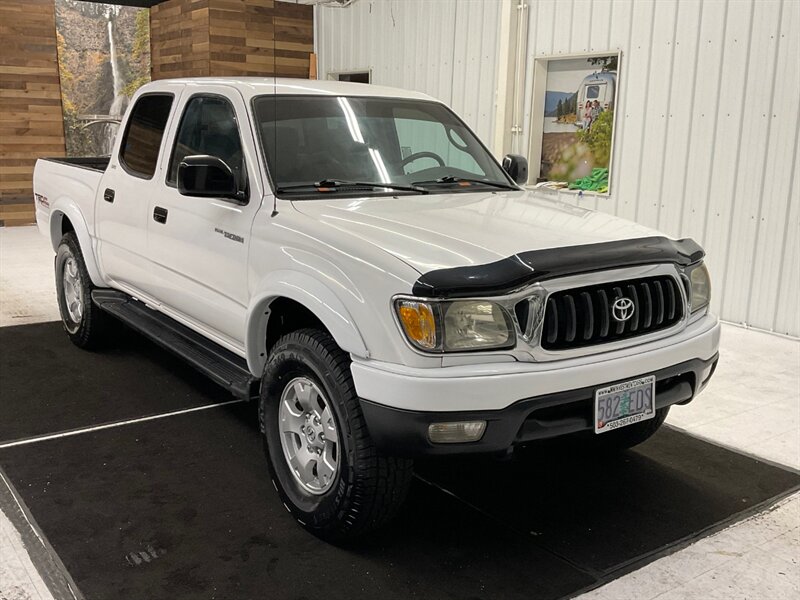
{"left": 396, "top": 300, "right": 437, "bottom": 350}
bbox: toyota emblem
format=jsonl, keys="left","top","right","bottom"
{"left": 612, "top": 297, "right": 635, "bottom": 322}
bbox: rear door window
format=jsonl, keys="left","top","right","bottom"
{"left": 119, "top": 94, "right": 174, "bottom": 179}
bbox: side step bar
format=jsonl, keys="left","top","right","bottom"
{"left": 92, "top": 289, "right": 258, "bottom": 400}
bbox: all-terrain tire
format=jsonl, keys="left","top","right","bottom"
{"left": 260, "top": 328, "right": 413, "bottom": 542}
{"left": 55, "top": 232, "right": 113, "bottom": 349}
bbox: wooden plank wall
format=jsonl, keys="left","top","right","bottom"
{"left": 151, "top": 0, "right": 313, "bottom": 80}
{"left": 150, "top": 0, "right": 211, "bottom": 79}
{"left": 0, "top": 0, "right": 66, "bottom": 227}
{"left": 209, "top": 0, "right": 313, "bottom": 77}
{"left": 0, "top": 0, "right": 311, "bottom": 226}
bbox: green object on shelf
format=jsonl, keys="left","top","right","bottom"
{"left": 568, "top": 167, "right": 609, "bottom": 192}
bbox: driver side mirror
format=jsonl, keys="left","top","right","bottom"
{"left": 178, "top": 155, "right": 244, "bottom": 202}
{"left": 502, "top": 154, "right": 528, "bottom": 185}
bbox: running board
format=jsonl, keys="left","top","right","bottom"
{"left": 91, "top": 289, "right": 258, "bottom": 400}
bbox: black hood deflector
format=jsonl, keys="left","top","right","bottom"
{"left": 411, "top": 236, "right": 704, "bottom": 298}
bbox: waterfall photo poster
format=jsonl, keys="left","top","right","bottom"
{"left": 55, "top": 0, "right": 151, "bottom": 157}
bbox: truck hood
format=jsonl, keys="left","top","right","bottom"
{"left": 291, "top": 189, "right": 662, "bottom": 276}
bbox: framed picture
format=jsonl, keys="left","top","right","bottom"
{"left": 528, "top": 52, "right": 620, "bottom": 195}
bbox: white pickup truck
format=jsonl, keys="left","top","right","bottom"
{"left": 34, "top": 78, "right": 720, "bottom": 541}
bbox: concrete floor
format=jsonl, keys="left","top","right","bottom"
{"left": 0, "top": 513, "right": 55, "bottom": 600}
{"left": 1, "top": 225, "right": 798, "bottom": 600}
{"left": 0, "top": 226, "right": 58, "bottom": 328}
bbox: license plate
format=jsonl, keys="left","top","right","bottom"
{"left": 594, "top": 375, "right": 656, "bottom": 434}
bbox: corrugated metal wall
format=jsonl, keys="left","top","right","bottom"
{"left": 316, "top": 0, "right": 500, "bottom": 145}
{"left": 317, "top": 0, "right": 800, "bottom": 337}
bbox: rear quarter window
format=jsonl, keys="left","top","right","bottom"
{"left": 119, "top": 94, "right": 174, "bottom": 179}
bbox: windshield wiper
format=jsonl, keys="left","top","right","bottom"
{"left": 412, "top": 175, "right": 518, "bottom": 191}
{"left": 276, "top": 179, "right": 429, "bottom": 194}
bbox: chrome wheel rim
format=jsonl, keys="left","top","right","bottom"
{"left": 278, "top": 377, "right": 340, "bottom": 495}
{"left": 62, "top": 256, "right": 83, "bottom": 324}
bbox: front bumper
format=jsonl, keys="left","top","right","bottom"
{"left": 352, "top": 315, "right": 720, "bottom": 412}
{"left": 360, "top": 354, "right": 718, "bottom": 456}
{"left": 352, "top": 314, "right": 720, "bottom": 456}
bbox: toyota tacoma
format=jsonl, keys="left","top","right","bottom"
{"left": 33, "top": 78, "right": 720, "bottom": 541}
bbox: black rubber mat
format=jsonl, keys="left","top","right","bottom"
{"left": 415, "top": 429, "right": 800, "bottom": 577}
{"left": 0, "top": 322, "right": 231, "bottom": 442}
{"left": 0, "top": 405, "right": 594, "bottom": 600}
{"left": 1, "top": 323, "right": 798, "bottom": 599}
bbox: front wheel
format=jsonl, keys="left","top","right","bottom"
{"left": 55, "top": 232, "right": 112, "bottom": 349}
{"left": 260, "top": 329, "right": 413, "bottom": 542}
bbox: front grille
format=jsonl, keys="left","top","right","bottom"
{"left": 540, "top": 275, "right": 684, "bottom": 351}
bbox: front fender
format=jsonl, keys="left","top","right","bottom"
{"left": 49, "top": 199, "right": 105, "bottom": 287}
{"left": 245, "top": 270, "right": 368, "bottom": 376}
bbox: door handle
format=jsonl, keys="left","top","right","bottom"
{"left": 103, "top": 188, "right": 115, "bottom": 203}
{"left": 153, "top": 206, "right": 168, "bottom": 224}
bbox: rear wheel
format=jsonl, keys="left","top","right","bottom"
{"left": 55, "top": 233, "right": 112, "bottom": 349}
{"left": 260, "top": 328, "right": 413, "bottom": 542}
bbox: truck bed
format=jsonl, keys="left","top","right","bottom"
{"left": 33, "top": 156, "right": 109, "bottom": 244}
{"left": 41, "top": 156, "right": 111, "bottom": 173}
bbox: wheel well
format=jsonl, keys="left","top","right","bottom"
{"left": 265, "top": 297, "right": 327, "bottom": 352}
{"left": 61, "top": 215, "right": 75, "bottom": 236}
{"left": 50, "top": 212, "right": 75, "bottom": 249}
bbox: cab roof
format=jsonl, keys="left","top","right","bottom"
{"left": 138, "top": 77, "right": 439, "bottom": 103}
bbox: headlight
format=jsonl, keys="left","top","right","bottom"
{"left": 394, "top": 298, "right": 515, "bottom": 352}
{"left": 687, "top": 262, "right": 711, "bottom": 313}
{"left": 443, "top": 300, "right": 514, "bottom": 350}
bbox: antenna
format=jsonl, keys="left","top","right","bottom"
{"left": 271, "top": 17, "right": 278, "bottom": 218}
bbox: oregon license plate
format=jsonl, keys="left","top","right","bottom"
{"left": 594, "top": 375, "right": 656, "bottom": 434}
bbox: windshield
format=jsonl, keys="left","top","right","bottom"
{"left": 252, "top": 95, "right": 512, "bottom": 196}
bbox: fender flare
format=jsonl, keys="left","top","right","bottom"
{"left": 245, "top": 270, "right": 368, "bottom": 376}
{"left": 48, "top": 199, "right": 105, "bottom": 287}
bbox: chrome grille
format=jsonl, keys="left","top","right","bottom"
{"left": 540, "top": 275, "right": 684, "bottom": 351}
